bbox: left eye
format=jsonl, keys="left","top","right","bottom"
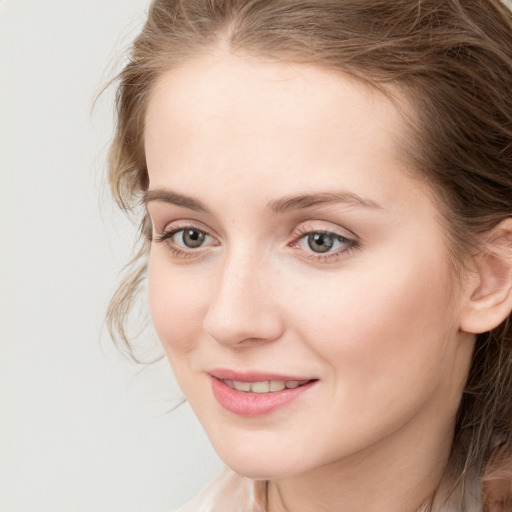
{"left": 298, "top": 231, "right": 351, "bottom": 254}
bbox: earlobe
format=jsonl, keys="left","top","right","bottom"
{"left": 460, "top": 219, "right": 512, "bottom": 335}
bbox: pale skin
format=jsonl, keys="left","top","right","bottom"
{"left": 143, "top": 52, "right": 512, "bottom": 512}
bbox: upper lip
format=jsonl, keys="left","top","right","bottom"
{"left": 209, "top": 368, "right": 316, "bottom": 382}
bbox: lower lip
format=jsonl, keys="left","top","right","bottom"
{"left": 210, "top": 377, "right": 315, "bottom": 417}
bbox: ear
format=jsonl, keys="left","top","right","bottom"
{"left": 460, "top": 219, "right": 512, "bottom": 335}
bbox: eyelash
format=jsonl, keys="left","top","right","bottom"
{"left": 154, "top": 224, "right": 359, "bottom": 262}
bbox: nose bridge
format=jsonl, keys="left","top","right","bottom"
{"left": 203, "top": 246, "right": 283, "bottom": 347}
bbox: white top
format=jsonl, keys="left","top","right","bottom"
{"left": 174, "top": 467, "right": 482, "bottom": 512}
{"left": 176, "top": 469, "right": 267, "bottom": 512}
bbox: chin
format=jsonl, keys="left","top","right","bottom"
{"left": 207, "top": 432, "right": 314, "bottom": 481}
{"left": 219, "top": 455, "right": 295, "bottom": 481}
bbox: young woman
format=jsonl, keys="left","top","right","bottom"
{"left": 107, "top": 1, "right": 512, "bottom": 510}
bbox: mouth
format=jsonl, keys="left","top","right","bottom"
{"left": 208, "top": 370, "right": 317, "bottom": 416}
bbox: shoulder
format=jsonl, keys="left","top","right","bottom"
{"left": 174, "top": 468, "right": 267, "bottom": 512}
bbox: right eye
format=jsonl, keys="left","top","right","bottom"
{"left": 173, "top": 228, "right": 207, "bottom": 248}
{"left": 154, "top": 225, "right": 219, "bottom": 258}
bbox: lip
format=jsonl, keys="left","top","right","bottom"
{"left": 209, "top": 369, "right": 317, "bottom": 417}
{"left": 209, "top": 368, "right": 314, "bottom": 382}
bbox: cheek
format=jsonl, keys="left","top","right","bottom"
{"left": 147, "top": 253, "right": 209, "bottom": 358}
{"left": 286, "top": 251, "right": 456, "bottom": 397}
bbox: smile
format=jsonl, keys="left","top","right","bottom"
{"left": 209, "top": 371, "right": 317, "bottom": 416}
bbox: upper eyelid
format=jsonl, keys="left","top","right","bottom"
{"left": 292, "top": 222, "right": 358, "bottom": 241}
{"left": 153, "top": 219, "right": 215, "bottom": 237}
{"left": 152, "top": 219, "right": 358, "bottom": 244}
{"left": 155, "top": 225, "right": 215, "bottom": 244}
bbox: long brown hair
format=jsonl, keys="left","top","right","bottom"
{"left": 107, "top": 1, "right": 512, "bottom": 509}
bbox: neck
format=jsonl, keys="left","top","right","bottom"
{"left": 267, "top": 409, "right": 456, "bottom": 512}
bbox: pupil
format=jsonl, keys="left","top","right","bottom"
{"left": 183, "top": 229, "right": 205, "bottom": 248}
{"left": 308, "top": 233, "right": 334, "bottom": 253}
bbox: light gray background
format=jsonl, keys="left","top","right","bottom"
{"left": 0, "top": 1, "right": 222, "bottom": 511}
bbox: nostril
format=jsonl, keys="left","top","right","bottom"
{"left": 203, "top": 308, "right": 285, "bottom": 348}
{"left": 202, "top": 261, "right": 285, "bottom": 347}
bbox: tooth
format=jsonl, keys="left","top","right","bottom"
{"left": 226, "top": 379, "right": 310, "bottom": 393}
{"left": 232, "top": 381, "right": 251, "bottom": 392}
{"left": 270, "top": 381, "right": 286, "bottom": 392}
{"left": 251, "top": 381, "right": 270, "bottom": 393}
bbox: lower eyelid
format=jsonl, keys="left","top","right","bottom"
{"left": 168, "top": 246, "right": 206, "bottom": 259}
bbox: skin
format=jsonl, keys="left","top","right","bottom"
{"left": 143, "top": 53, "right": 477, "bottom": 512}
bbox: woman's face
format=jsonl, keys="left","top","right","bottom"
{"left": 144, "top": 54, "right": 475, "bottom": 480}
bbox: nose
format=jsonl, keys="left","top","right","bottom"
{"left": 203, "top": 253, "right": 285, "bottom": 348}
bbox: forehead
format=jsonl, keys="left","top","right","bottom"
{"left": 144, "top": 53, "right": 415, "bottom": 207}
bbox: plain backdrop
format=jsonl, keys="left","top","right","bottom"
{"left": 0, "top": 1, "right": 223, "bottom": 511}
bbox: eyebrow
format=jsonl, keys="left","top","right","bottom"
{"left": 143, "top": 189, "right": 210, "bottom": 213}
{"left": 143, "top": 188, "right": 382, "bottom": 214}
{"left": 267, "top": 191, "right": 383, "bottom": 213}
